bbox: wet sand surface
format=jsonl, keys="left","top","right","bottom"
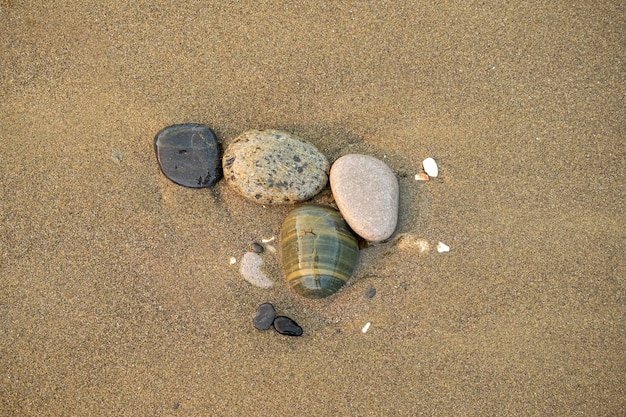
{"left": 1, "top": 2, "right": 624, "bottom": 416}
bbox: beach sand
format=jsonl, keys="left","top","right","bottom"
{"left": 1, "top": 1, "right": 624, "bottom": 415}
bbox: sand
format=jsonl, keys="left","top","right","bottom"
{"left": 1, "top": 1, "right": 624, "bottom": 416}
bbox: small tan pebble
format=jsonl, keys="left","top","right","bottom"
{"left": 436, "top": 242, "right": 450, "bottom": 253}
{"left": 422, "top": 157, "right": 439, "bottom": 177}
{"left": 396, "top": 233, "right": 431, "bottom": 253}
{"left": 414, "top": 239, "right": 431, "bottom": 253}
{"left": 240, "top": 252, "right": 273, "bottom": 288}
{"left": 414, "top": 172, "right": 429, "bottom": 181}
{"left": 362, "top": 322, "right": 371, "bottom": 333}
{"left": 111, "top": 150, "right": 124, "bottom": 164}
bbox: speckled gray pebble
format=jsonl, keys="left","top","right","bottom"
{"left": 330, "top": 154, "right": 399, "bottom": 242}
{"left": 365, "top": 287, "right": 377, "bottom": 299}
{"left": 223, "top": 130, "right": 329, "bottom": 204}
{"left": 253, "top": 303, "right": 276, "bottom": 330}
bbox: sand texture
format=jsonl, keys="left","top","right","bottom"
{"left": 1, "top": 1, "right": 624, "bottom": 416}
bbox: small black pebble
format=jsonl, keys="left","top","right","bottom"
{"left": 253, "top": 303, "right": 276, "bottom": 330}
{"left": 172, "top": 403, "right": 179, "bottom": 410}
{"left": 251, "top": 242, "right": 264, "bottom": 253}
{"left": 365, "top": 287, "right": 377, "bottom": 299}
{"left": 273, "top": 316, "right": 303, "bottom": 336}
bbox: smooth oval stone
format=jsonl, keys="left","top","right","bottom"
{"left": 154, "top": 123, "right": 222, "bottom": 188}
{"left": 273, "top": 316, "right": 303, "bottom": 336}
{"left": 280, "top": 205, "right": 358, "bottom": 299}
{"left": 330, "top": 154, "right": 399, "bottom": 242}
{"left": 222, "top": 130, "right": 329, "bottom": 204}
{"left": 253, "top": 303, "right": 276, "bottom": 330}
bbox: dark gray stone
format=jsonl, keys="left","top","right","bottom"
{"left": 273, "top": 316, "right": 303, "bottom": 336}
{"left": 251, "top": 242, "right": 264, "bottom": 254}
{"left": 155, "top": 123, "right": 222, "bottom": 188}
{"left": 253, "top": 303, "right": 276, "bottom": 330}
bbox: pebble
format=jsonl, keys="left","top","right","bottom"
{"left": 273, "top": 316, "right": 303, "bottom": 336}
{"left": 330, "top": 154, "right": 399, "bottom": 242}
{"left": 222, "top": 130, "right": 329, "bottom": 204}
{"left": 240, "top": 252, "right": 273, "bottom": 288}
{"left": 154, "top": 123, "right": 222, "bottom": 188}
{"left": 253, "top": 303, "right": 276, "bottom": 330}
{"left": 251, "top": 242, "right": 264, "bottom": 253}
{"left": 437, "top": 241, "right": 450, "bottom": 253}
{"left": 422, "top": 157, "right": 439, "bottom": 177}
{"left": 365, "top": 287, "right": 377, "bottom": 299}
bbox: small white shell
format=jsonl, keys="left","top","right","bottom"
{"left": 422, "top": 157, "right": 439, "bottom": 177}
{"left": 362, "top": 322, "right": 372, "bottom": 333}
{"left": 436, "top": 242, "right": 450, "bottom": 253}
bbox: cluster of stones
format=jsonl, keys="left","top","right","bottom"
{"left": 253, "top": 303, "right": 303, "bottom": 336}
{"left": 155, "top": 125, "right": 399, "bottom": 242}
{"left": 155, "top": 125, "right": 400, "bottom": 299}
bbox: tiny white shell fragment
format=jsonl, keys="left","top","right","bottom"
{"left": 240, "top": 252, "right": 273, "bottom": 288}
{"left": 422, "top": 157, "right": 439, "bottom": 177}
{"left": 261, "top": 236, "right": 275, "bottom": 243}
{"left": 229, "top": 257, "right": 237, "bottom": 264}
{"left": 362, "top": 322, "right": 371, "bottom": 333}
{"left": 436, "top": 242, "right": 450, "bottom": 253}
{"left": 414, "top": 172, "right": 429, "bottom": 181}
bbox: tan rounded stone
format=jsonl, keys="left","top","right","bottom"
{"left": 330, "top": 154, "right": 399, "bottom": 242}
{"left": 223, "top": 130, "right": 329, "bottom": 204}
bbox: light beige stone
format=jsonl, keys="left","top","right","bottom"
{"left": 240, "top": 252, "right": 273, "bottom": 288}
{"left": 330, "top": 154, "right": 399, "bottom": 242}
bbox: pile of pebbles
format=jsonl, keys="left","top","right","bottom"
{"left": 155, "top": 124, "right": 403, "bottom": 334}
{"left": 155, "top": 125, "right": 399, "bottom": 242}
{"left": 253, "top": 303, "right": 303, "bottom": 336}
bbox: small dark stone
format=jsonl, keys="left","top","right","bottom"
{"left": 365, "top": 287, "right": 377, "bottom": 299}
{"left": 154, "top": 123, "right": 222, "bottom": 188}
{"left": 273, "top": 316, "right": 303, "bottom": 336}
{"left": 253, "top": 303, "right": 276, "bottom": 330}
{"left": 251, "top": 242, "right": 264, "bottom": 254}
